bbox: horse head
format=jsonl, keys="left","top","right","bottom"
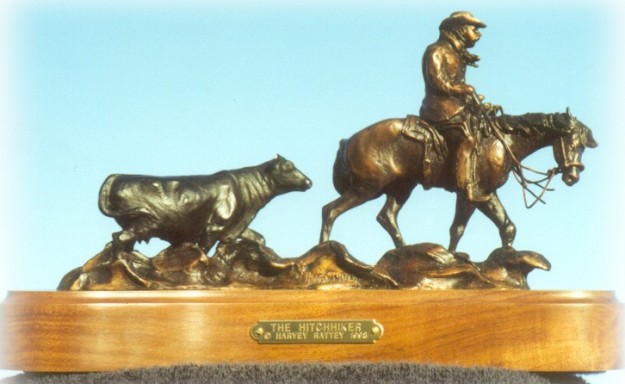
{"left": 552, "top": 108, "right": 598, "bottom": 186}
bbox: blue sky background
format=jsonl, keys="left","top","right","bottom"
{"left": 0, "top": 1, "right": 624, "bottom": 381}
{"left": 2, "top": 0, "right": 620, "bottom": 290}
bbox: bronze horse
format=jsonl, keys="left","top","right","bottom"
{"left": 320, "top": 110, "right": 597, "bottom": 252}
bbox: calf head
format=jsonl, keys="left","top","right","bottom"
{"left": 265, "top": 155, "right": 313, "bottom": 192}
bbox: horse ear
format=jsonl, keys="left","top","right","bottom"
{"left": 566, "top": 107, "right": 573, "bottom": 118}
{"left": 584, "top": 130, "right": 599, "bottom": 148}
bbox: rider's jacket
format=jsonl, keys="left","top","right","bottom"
{"left": 419, "top": 38, "right": 472, "bottom": 124}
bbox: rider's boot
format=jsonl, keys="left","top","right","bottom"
{"left": 466, "top": 182, "right": 490, "bottom": 203}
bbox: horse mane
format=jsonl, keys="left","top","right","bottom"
{"left": 495, "top": 113, "right": 571, "bottom": 137}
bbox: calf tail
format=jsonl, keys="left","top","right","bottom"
{"left": 98, "top": 174, "right": 119, "bottom": 217}
{"left": 332, "top": 139, "right": 352, "bottom": 195}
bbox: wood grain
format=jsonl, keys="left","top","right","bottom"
{"left": 1, "top": 290, "right": 622, "bottom": 372}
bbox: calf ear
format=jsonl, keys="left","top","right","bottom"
{"left": 264, "top": 158, "right": 278, "bottom": 173}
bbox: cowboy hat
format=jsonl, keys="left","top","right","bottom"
{"left": 439, "top": 11, "right": 487, "bottom": 31}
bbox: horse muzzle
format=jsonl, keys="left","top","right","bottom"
{"left": 562, "top": 165, "right": 583, "bottom": 186}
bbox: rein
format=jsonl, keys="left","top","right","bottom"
{"left": 471, "top": 93, "right": 562, "bottom": 208}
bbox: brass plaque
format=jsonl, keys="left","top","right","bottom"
{"left": 250, "top": 319, "right": 383, "bottom": 344}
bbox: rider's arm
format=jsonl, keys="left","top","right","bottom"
{"left": 424, "top": 49, "right": 474, "bottom": 96}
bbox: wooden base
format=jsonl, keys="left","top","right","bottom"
{"left": 1, "top": 290, "right": 622, "bottom": 372}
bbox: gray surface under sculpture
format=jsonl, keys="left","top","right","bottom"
{"left": 0, "top": 363, "right": 583, "bottom": 384}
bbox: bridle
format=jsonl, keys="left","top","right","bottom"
{"left": 557, "top": 136, "right": 585, "bottom": 171}
{"left": 470, "top": 93, "right": 584, "bottom": 209}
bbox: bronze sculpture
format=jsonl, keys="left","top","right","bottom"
{"left": 319, "top": 110, "right": 596, "bottom": 252}
{"left": 59, "top": 11, "right": 596, "bottom": 291}
{"left": 319, "top": 11, "right": 597, "bottom": 253}
{"left": 99, "top": 155, "right": 312, "bottom": 254}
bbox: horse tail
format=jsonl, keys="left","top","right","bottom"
{"left": 332, "top": 139, "right": 352, "bottom": 194}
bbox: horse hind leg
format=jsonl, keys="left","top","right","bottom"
{"left": 320, "top": 191, "right": 372, "bottom": 244}
{"left": 377, "top": 191, "right": 410, "bottom": 248}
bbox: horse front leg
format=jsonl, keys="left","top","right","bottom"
{"left": 476, "top": 193, "right": 516, "bottom": 248}
{"left": 448, "top": 193, "right": 477, "bottom": 252}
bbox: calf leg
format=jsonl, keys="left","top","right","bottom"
{"left": 199, "top": 232, "right": 218, "bottom": 255}
{"left": 239, "top": 228, "right": 266, "bottom": 245}
{"left": 477, "top": 193, "right": 516, "bottom": 248}
{"left": 111, "top": 216, "right": 159, "bottom": 254}
{"left": 112, "top": 230, "right": 136, "bottom": 254}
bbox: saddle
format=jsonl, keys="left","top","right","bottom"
{"left": 400, "top": 115, "right": 448, "bottom": 189}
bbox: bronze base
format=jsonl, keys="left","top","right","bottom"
{"left": 1, "top": 290, "right": 622, "bottom": 372}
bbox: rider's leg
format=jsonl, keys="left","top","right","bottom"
{"left": 456, "top": 129, "right": 489, "bottom": 203}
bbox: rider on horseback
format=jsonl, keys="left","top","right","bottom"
{"left": 420, "top": 11, "right": 498, "bottom": 202}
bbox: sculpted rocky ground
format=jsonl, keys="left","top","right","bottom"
{"left": 58, "top": 240, "right": 550, "bottom": 290}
